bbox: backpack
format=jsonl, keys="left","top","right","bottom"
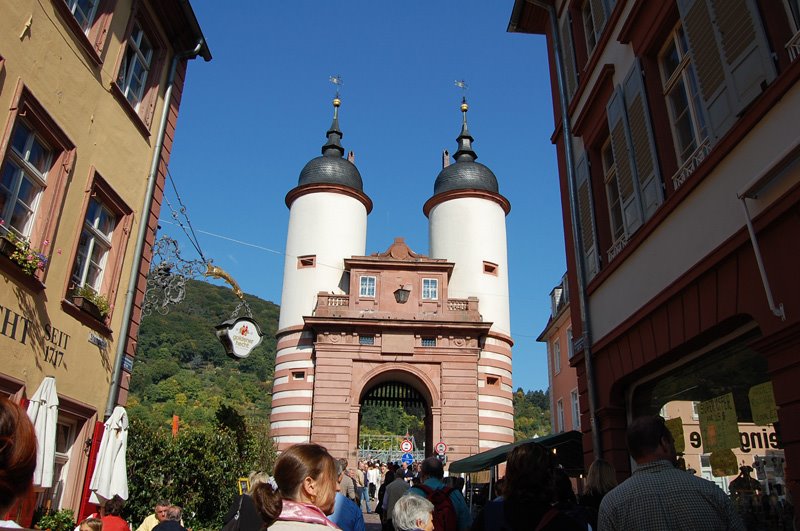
{"left": 418, "top": 484, "right": 458, "bottom": 531}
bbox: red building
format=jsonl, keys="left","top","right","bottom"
{"left": 510, "top": 0, "right": 800, "bottom": 521}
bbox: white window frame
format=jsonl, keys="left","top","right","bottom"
{"left": 567, "top": 327, "right": 574, "bottom": 359}
{"left": 785, "top": 0, "right": 800, "bottom": 32}
{"left": 601, "top": 137, "right": 625, "bottom": 245}
{"left": 117, "top": 20, "right": 154, "bottom": 110}
{"left": 359, "top": 275, "right": 376, "bottom": 298}
{"left": 659, "top": 23, "right": 708, "bottom": 165}
{"left": 72, "top": 198, "right": 116, "bottom": 292}
{"left": 557, "top": 399, "right": 565, "bottom": 433}
{"left": 422, "top": 278, "right": 438, "bottom": 300}
{"left": 570, "top": 388, "right": 581, "bottom": 430}
{"left": 553, "top": 339, "right": 561, "bottom": 374}
{"left": 64, "top": 0, "right": 99, "bottom": 34}
{"left": 0, "top": 120, "right": 51, "bottom": 239}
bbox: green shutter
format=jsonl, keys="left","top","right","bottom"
{"left": 575, "top": 153, "right": 598, "bottom": 279}
{"left": 623, "top": 60, "right": 663, "bottom": 221}
{"left": 560, "top": 14, "right": 578, "bottom": 102}
{"left": 606, "top": 88, "right": 642, "bottom": 236}
{"left": 678, "top": 0, "right": 776, "bottom": 138}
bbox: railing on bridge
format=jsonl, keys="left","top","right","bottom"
{"left": 358, "top": 434, "right": 425, "bottom": 463}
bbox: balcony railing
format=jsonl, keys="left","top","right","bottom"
{"left": 788, "top": 29, "right": 800, "bottom": 62}
{"left": 606, "top": 234, "right": 629, "bottom": 264}
{"left": 314, "top": 293, "right": 481, "bottom": 321}
{"left": 672, "top": 137, "right": 711, "bottom": 191}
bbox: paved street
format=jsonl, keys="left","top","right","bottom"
{"left": 364, "top": 511, "right": 381, "bottom": 531}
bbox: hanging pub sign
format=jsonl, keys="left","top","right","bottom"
{"left": 215, "top": 317, "right": 264, "bottom": 359}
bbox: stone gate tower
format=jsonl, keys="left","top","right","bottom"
{"left": 269, "top": 98, "right": 514, "bottom": 463}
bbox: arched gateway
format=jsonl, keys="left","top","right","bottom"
{"left": 269, "top": 97, "right": 515, "bottom": 466}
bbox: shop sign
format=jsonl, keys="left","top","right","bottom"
{"left": 697, "top": 393, "right": 739, "bottom": 451}
{"left": 665, "top": 417, "right": 685, "bottom": 453}
{"left": 687, "top": 427, "right": 780, "bottom": 453}
{"left": 749, "top": 382, "right": 778, "bottom": 425}
{"left": 1, "top": 301, "right": 71, "bottom": 369}
{"left": 215, "top": 317, "right": 264, "bottom": 359}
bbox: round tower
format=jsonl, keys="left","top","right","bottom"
{"left": 271, "top": 97, "right": 372, "bottom": 449}
{"left": 424, "top": 99, "right": 514, "bottom": 450}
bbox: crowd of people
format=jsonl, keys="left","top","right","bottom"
{"left": 0, "top": 394, "right": 765, "bottom": 531}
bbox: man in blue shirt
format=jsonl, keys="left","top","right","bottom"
{"left": 408, "top": 457, "right": 471, "bottom": 531}
{"left": 330, "top": 461, "right": 366, "bottom": 531}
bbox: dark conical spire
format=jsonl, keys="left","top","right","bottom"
{"left": 322, "top": 97, "right": 345, "bottom": 157}
{"left": 453, "top": 97, "right": 477, "bottom": 162}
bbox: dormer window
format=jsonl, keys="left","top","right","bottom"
{"left": 359, "top": 275, "right": 376, "bottom": 298}
{"left": 422, "top": 278, "right": 438, "bottom": 300}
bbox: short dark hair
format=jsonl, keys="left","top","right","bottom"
{"left": 103, "top": 495, "right": 126, "bottom": 516}
{"left": 626, "top": 415, "right": 672, "bottom": 460}
{"left": 420, "top": 456, "right": 444, "bottom": 480}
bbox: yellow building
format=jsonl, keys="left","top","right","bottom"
{"left": 0, "top": 0, "right": 209, "bottom": 522}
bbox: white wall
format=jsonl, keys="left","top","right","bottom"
{"left": 429, "top": 197, "right": 511, "bottom": 335}
{"left": 278, "top": 191, "right": 367, "bottom": 330}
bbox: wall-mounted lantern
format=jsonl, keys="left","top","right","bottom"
{"left": 394, "top": 285, "right": 412, "bottom": 304}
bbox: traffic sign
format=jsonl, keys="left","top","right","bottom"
{"left": 400, "top": 439, "right": 413, "bottom": 452}
{"left": 401, "top": 452, "right": 414, "bottom": 464}
{"left": 435, "top": 441, "right": 448, "bottom": 455}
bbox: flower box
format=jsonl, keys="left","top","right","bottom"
{"left": 71, "top": 295, "right": 104, "bottom": 320}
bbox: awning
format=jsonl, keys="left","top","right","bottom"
{"left": 448, "top": 431, "right": 584, "bottom": 475}
{"left": 89, "top": 406, "right": 129, "bottom": 503}
{"left": 26, "top": 376, "right": 59, "bottom": 488}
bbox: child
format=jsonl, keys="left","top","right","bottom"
{"left": 80, "top": 518, "right": 103, "bottom": 531}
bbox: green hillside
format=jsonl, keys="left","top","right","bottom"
{"left": 127, "top": 279, "right": 279, "bottom": 428}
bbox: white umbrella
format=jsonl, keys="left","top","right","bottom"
{"left": 26, "top": 376, "right": 59, "bottom": 489}
{"left": 89, "top": 406, "right": 129, "bottom": 503}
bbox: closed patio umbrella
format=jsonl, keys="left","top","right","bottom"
{"left": 89, "top": 406, "right": 129, "bottom": 503}
{"left": 26, "top": 376, "right": 59, "bottom": 489}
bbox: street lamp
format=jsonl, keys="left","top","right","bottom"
{"left": 394, "top": 285, "right": 411, "bottom": 304}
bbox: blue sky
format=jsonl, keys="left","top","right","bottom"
{"left": 163, "top": 2, "right": 563, "bottom": 393}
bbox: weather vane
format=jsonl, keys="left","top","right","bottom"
{"left": 330, "top": 74, "right": 343, "bottom": 98}
{"left": 455, "top": 79, "right": 469, "bottom": 100}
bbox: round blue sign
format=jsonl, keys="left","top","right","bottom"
{"left": 401, "top": 453, "right": 414, "bottom": 464}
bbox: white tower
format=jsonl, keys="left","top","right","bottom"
{"left": 270, "top": 97, "right": 372, "bottom": 449}
{"left": 424, "top": 99, "right": 514, "bottom": 451}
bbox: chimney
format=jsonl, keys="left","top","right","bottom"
{"left": 442, "top": 149, "right": 450, "bottom": 168}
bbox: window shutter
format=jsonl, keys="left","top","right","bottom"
{"left": 560, "top": 14, "right": 578, "bottom": 102}
{"left": 606, "top": 89, "right": 642, "bottom": 236}
{"left": 575, "top": 153, "right": 599, "bottom": 279}
{"left": 589, "top": 0, "right": 607, "bottom": 41}
{"left": 623, "top": 60, "right": 663, "bottom": 220}
{"left": 678, "top": 0, "right": 776, "bottom": 139}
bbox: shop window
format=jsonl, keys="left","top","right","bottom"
{"left": 113, "top": 6, "right": 165, "bottom": 130}
{"left": 53, "top": 0, "right": 114, "bottom": 63}
{"left": 359, "top": 275, "right": 376, "bottom": 298}
{"left": 422, "top": 278, "right": 438, "bottom": 300}
{"left": 0, "top": 87, "right": 74, "bottom": 277}
{"left": 67, "top": 171, "right": 133, "bottom": 320}
{"left": 483, "top": 261, "right": 498, "bottom": 275}
{"left": 297, "top": 255, "right": 316, "bottom": 268}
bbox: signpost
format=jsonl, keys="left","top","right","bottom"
{"left": 401, "top": 452, "right": 414, "bottom": 465}
{"left": 435, "top": 441, "right": 448, "bottom": 455}
{"left": 400, "top": 439, "right": 413, "bottom": 453}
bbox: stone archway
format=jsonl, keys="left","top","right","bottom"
{"left": 351, "top": 364, "right": 441, "bottom": 461}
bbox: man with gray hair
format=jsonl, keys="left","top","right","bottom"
{"left": 392, "top": 494, "right": 434, "bottom": 531}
